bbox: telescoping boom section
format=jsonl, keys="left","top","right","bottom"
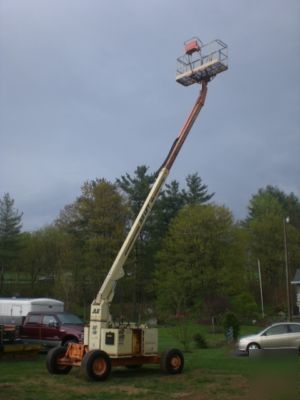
{"left": 46, "top": 38, "right": 228, "bottom": 382}
{"left": 90, "top": 79, "right": 208, "bottom": 329}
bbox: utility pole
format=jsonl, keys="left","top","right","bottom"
{"left": 257, "top": 259, "right": 264, "bottom": 318}
{"left": 0, "top": 265, "right": 4, "bottom": 293}
{"left": 283, "top": 217, "right": 291, "bottom": 321}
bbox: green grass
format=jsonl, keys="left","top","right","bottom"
{"left": 0, "top": 325, "right": 299, "bottom": 400}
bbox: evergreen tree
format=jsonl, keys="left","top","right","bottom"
{"left": 0, "top": 193, "right": 23, "bottom": 291}
{"left": 151, "top": 180, "right": 185, "bottom": 246}
{"left": 116, "top": 166, "right": 215, "bottom": 317}
{"left": 116, "top": 166, "right": 156, "bottom": 319}
{"left": 183, "top": 173, "right": 214, "bottom": 205}
{"left": 116, "top": 165, "right": 156, "bottom": 218}
{"left": 0, "top": 194, "right": 22, "bottom": 257}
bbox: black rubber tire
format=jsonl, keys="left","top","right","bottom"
{"left": 62, "top": 338, "right": 78, "bottom": 347}
{"left": 160, "top": 348, "right": 184, "bottom": 374}
{"left": 46, "top": 346, "right": 72, "bottom": 375}
{"left": 246, "top": 343, "right": 261, "bottom": 353}
{"left": 81, "top": 350, "right": 111, "bottom": 381}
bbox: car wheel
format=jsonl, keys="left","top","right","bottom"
{"left": 160, "top": 349, "right": 184, "bottom": 374}
{"left": 247, "top": 343, "right": 261, "bottom": 352}
{"left": 81, "top": 350, "right": 111, "bottom": 381}
{"left": 46, "top": 346, "right": 72, "bottom": 375}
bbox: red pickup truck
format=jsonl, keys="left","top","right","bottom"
{"left": 20, "top": 311, "right": 84, "bottom": 347}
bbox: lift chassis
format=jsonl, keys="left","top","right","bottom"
{"left": 46, "top": 38, "right": 228, "bottom": 381}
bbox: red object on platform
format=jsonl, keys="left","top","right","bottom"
{"left": 185, "top": 40, "right": 200, "bottom": 55}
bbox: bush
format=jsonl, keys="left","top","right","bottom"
{"left": 230, "top": 292, "right": 258, "bottom": 323}
{"left": 170, "top": 317, "right": 194, "bottom": 352}
{"left": 193, "top": 333, "right": 208, "bottom": 348}
{"left": 222, "top": 311, "right": 240, "bottom": 341}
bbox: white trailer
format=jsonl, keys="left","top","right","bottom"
{"left": 0, "top": 298, "right": 64, "bottom": 325}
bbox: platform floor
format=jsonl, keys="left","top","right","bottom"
{"left": 176, "top": 59, "right": 228, "bottom": 86}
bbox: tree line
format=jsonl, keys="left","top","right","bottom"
{"left": 1, "top": 166, "right": 300, "bottom": 322}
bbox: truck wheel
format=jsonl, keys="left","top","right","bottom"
{"left": 46, "top": 346, "right": 72, "bottom": 375}
{"left": 81, "top": 350, "right": 111, "bottom": 381}
{"left": 160, "top": 348, "right": 184, "bottom": 374}
{"left": 62, "top": 338, "right": 78, "bottom": 347}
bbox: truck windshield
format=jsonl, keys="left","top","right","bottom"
{"left": 57, "top": 313, "right": 83, "bottom": 325}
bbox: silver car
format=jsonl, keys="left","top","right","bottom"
{"left": 238, "top": 322, "right": 300, "bottom": 354}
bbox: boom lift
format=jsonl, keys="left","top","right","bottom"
{"left": 46, "top": 38, "right": 228, "bottom": 381}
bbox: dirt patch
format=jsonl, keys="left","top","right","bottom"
{"left": 107, "top": 385, "right": 149, "bottom": 395}
{"left": 171, "top": 370, "right": 251, "bottom": 400}
{"left": 50, "top": 381, "right": 149, "bottom": 396}
{"left": 0, "top": 383, "right": 14, "bottom": 389}
{"left": 171, "top": 393, "right": 206, "bottom": 400}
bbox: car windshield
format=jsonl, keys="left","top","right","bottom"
{"left": 57, "top": 313, "right": 83, "bottom": 325}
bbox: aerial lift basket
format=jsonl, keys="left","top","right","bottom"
{"left": 176, "top": 38, "right": 228, "bottom": 86}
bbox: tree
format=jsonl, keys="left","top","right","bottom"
{"left": 56, "top": 179, "right": 128, "bottom": 310}
{"left": 0, "top": 193, "right": 23, "bottom": 291}
{"left": 116, "top": 166, "right": 156, "bottom": 319}
{"left": 149, "top": 180, "right": 185, "bottom": 253}
{"left": 116, "top": 165, "right": 155, "bottom": 218}
{"left": 245, "top": 186, "right": 300, "bottom": 311}
{"left": 154, "top": 204, "right": 246, "bottom": 318}
{"left": 248, "top": 186, "right": 300, "bottom": 229}
{"left": 17, "top": 227, "right": 61, "bottom": 295}
{"left": 183, "top": 173, "right": 214, "bottom": 205}
{"left": 116, "top": 166, "right": 216, "bottom": 319}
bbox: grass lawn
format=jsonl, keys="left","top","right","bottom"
{"left": 0, "top": 324, "right": 299, "bottom": 400}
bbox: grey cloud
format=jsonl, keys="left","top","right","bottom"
{"left": 0, "top": 0, "right": 299, "bottom": 230}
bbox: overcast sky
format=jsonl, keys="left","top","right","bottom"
{"left": 0, "top": 0, "right": 299, "bottom": 231}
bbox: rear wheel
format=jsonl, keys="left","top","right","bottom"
{"left": 81, "top": 350, "right": 111, "bottom": 381}
{"left": 160, "top": 349, "right": 184, "bottom": 374}
{"left": 46, "top": 346, "right": 72, "bottom": 375}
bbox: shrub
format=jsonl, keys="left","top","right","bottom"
{"left": 193, "top": 333, "right": 208, "bottom": 348}
{"left": 222, "top": 311, "right": 240, "bottom": 341}
{"left": 230, "top": 292, "right": 258, "bottom": 323}
{"left": 169, "top": 316, "right": 195, "bottom": 352}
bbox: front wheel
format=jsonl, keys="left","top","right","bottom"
{"left": 247, "top": 343, "right": 261, "bottom": 353}
{"left": 46, "top": 346, "right": 72, "bottom": 375}
{"left": 160, "top": 348, "right": 184, "bottom": 374}
{"left": 62, "top": 338, "right": 78, "bottom": 347}
{"left": 81, "top": 350, "right": 111, "bottom": 381}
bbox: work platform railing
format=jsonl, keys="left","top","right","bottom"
{"left": 176, "top": 39, "right": 228, "bottom": 86}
